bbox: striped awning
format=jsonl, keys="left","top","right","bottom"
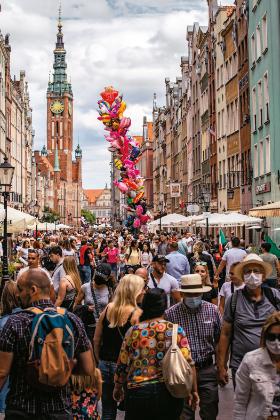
{"left": 249, "top": 201, "right": 280, "bottom": 217}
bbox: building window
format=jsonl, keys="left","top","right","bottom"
{"left": 262, "top": 13, "right": 267, "bottom": 52}
{"left": 251, "top": 34, "right": 256, "bottom": 64}
{"left": 254, "top": 144, "right": 258, "bottom": 177}
{"left": 256, "top": 25, "right": 261, "bottom": 59}
{"left": 259, "top": 141, "right": 264, "bottom": 175}
{"left": 266, "top": 137, "right": 271, "bottom": 173}
{"left": 264, "top": 72, "right": 269, "bottom": 121}
{"left": 252, "top": 87, "right": 257, "bottom": 131}
{"left": 257, "top": 81, "right": 263, "bottom": 127}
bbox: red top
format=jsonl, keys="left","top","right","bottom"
{"left": 104, "top": 247, "right": 119, "bottom": 264}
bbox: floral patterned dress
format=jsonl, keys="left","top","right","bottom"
{"left": 72, "top": 388, "right": 100, "bottom": 420}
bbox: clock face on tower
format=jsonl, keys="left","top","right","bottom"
{"left": 50, "top": 100, "right": 64, "bottom": 114}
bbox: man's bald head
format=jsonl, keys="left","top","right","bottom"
{"left": 135, "top": 267, "right": 148, "bottom": 282}
{"left": 17, "top": 269, "right": 51, "bottom": 308}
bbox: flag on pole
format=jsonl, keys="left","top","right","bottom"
{"left": 219, "top": 229, "right": 227, "bottom": 254}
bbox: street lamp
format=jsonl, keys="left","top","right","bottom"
{"left": 158, "top": 201, "right": 165, "bottom": 232}
{"left": 0, "top": 156, "right": 15, "bottom": 298}
{"left": 198, "top": 189, "right": 211, "bottom": 240}
{"left": 33, "top": 201, "right": 40, "bottom": 239}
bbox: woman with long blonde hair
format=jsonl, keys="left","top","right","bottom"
{"left": 55, "top": 256, "right": 82, "bottom": 311}
{"left": 94, "top": 274, "right": 145, "bottom": 420}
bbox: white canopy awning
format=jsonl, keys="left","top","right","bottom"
{"left": 196, "top": 212, "right": 262, "bottom": 227}
{"left": 249, "top": 201, "right": 280, "bottom": 217}
{"left": 148, "top": 213, "right": 189, "bottom": 227}
{"left": 0, "top": 205, "right": 36, "bottom": 233}
{"left": 27, "top": 222, "right": 56, "bottom": 231}
{"left": 56, "top": 224, "right": 71, "bottom": 229}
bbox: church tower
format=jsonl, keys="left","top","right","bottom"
{"left": 46, "top": 4, "right": 73, "bottom": 183}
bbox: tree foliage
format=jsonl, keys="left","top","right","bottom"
{"left": 81, "top": 209, "right": 96, "bottom": 224}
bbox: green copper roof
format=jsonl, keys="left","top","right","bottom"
{"left": 75, "top": 143, "right": 82, "bottom": 159}
{"left": 47, "top": 8, "right": 72, "bottom": 96}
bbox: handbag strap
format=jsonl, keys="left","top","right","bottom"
{"left": 91, "top": 283, "right": 101, "bottom": 318}
{"left": 150, "top": 273, "right": 158, "bottom": 288}
{"left": 171, "top": 323, "right": 178, "bottom": 350}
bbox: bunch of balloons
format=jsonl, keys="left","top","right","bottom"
{"left": 97, "top": 86, "right": 150, "bottom": 229}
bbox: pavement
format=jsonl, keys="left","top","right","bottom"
{"left": 116, "top": 382, "right": 234, "bottom": 420}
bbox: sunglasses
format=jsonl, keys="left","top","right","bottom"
{"left": 28, "top": 249, "right": 39, "bottom": 254}
{"left": 194, "top": 261, "right": 207, "bottom": 266}
{"left": 266, "top": 333, "right": 280, "bottom": 342}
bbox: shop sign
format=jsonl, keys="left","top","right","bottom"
{"left": 255, "top": 182, "right": 271, "bottom": 194}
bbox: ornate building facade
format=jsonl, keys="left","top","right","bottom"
{"left": 34, "top": 12, "right": 82, "bottom": 224}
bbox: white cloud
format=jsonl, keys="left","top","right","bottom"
{"left": 1, "top": 0, "right": 209, "bottom": 188}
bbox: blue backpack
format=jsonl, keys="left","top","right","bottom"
{"left": 26, "top": 307, "right": 75, "bottom": 390}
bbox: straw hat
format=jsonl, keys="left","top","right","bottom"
{"left": 178, "top": 274, "right": 212, "bottom": 294}
{"left": 233, "top": 253, "right": 272, "bottom": 280}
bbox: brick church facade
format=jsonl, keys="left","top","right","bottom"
{"left": 34, "top": 11, "right": 82, "bottom": 225}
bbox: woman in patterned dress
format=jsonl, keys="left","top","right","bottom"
{"left": 113, "top": 288, "right": 198, "bottom": 420}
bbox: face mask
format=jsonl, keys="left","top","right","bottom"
{"left": 244, "top": 273, "right": 263, "bottom": 289}
{"left": 183, "top": 296, "right": 202, "bottom": 309}
{"left": 266, "top": 339, "right": 280, "bottom": 355}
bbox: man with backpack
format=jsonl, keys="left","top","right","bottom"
{"left": 0, "top": 269, "right": 97, "bottom": 420}
{"left": 218, "top": 254, "right": 280, "bottom": 389}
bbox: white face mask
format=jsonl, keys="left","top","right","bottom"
{"left": 243, "top": 272, "right": 263, "bottom": 289}
{"left": 266, "top": 339, "right": 280, "bottom": 355}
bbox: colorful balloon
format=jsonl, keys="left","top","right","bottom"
{"left": 97, "top": 86, "right": 148, "bottom": 230}
{"left": 100, "top": 86, "right": 119, "bottom": 105}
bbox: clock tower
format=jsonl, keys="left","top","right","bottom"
{"left": 47, "top": 7, "right": 73, "bottom": 183}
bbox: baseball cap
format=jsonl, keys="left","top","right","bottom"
{"left": 152, "top": 255, "right": 170, "bottom": 263}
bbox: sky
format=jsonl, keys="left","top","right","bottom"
{"left": 0, "top": 0, "right": 234, "bottom": 189}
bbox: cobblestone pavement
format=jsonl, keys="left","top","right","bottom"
{"left": 116, "top": 382, "right": 234, "bottom": 420}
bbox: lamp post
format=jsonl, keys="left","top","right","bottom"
{"left": 198, "top": 188, "right": 211, "bottom": 240}
{"left": 33, "top": 201, "right": 40, "bottom": 239}
{"left": 0, "top": 156, "right": 15, "bottom": 298}
{"left": 158, "top": 201, "right": 164, "bottom": 232}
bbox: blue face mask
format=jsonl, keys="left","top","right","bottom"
{"left": 183, "top": 296, "right": 202, "bottom": 309}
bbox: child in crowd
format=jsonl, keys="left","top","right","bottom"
{"left": 71, "top": 371, "right": 102, "bottom": 420}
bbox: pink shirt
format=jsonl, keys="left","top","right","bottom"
{"left": 105, "top": 247, "right": 119, "bottom": 264}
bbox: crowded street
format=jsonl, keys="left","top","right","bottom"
{"left": 1, "top": 0, "right": 280, "bottom": 419}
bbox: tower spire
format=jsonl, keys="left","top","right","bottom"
{"left": 56, "top": 0, "right": 64, "bottom": 50}
{"left": 47, "top": 0, "right": 72, "bottom": 95}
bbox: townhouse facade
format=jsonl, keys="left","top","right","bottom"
{"left": 153, "top": 1, "right": 254, "bottom": 219}
{"left": 249, "top": 0, "right": 280, "bottom": 235}
{"left": 0, "top": 30, "right": 35, "bottom": 211}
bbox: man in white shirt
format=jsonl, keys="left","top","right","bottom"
{"left": 17, "top": 249, "right": 55, "bottom": 301}
{"left": 215, "top": 237, "right": 247, "bottom": 282}
{"left": 17, "top": 249, "right": 52, "bottom": 281}
{"left": 148, "top": 255, "right": 181, "bottom": 306}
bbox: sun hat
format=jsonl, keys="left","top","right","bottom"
{"left": 178, "top": 274, "right": 212, "bottom": 294}
{"left": 233, "top": 253, "right": 272, "bottom": 280}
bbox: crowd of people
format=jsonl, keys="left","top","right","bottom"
{"left": 0, "top": 227, "right": 279, "bottom": 420}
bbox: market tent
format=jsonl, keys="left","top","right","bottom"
{"left": 27, "top": 222, "right": 56, "bottom": 231}
{"left": 0, "top": 205, "right": 36, "bottom": 233}
{"left": 249, "top": 201, "right": 280, "bottom": 217}
{"left": 56, "top": 224, "right": 71, "bottom": 229}
{"left": 148, "top": 213, "right": 189, "bottom": 227}
{"left": 196, "top": 212, "right": 262, "bottom": 227}
{"left": 174, "top": 214, "right": 206, "bottom": 226}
